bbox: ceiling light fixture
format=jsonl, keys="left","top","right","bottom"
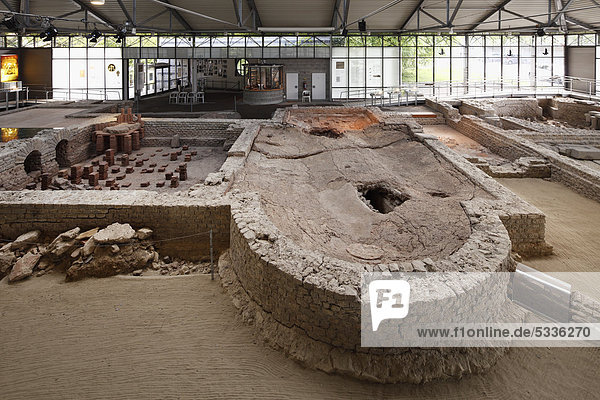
{"left": 88, "top": 26, "right": 102, "bottom": 43}
{"left": 90, "top": 0, "right": 105, "bottom": 5}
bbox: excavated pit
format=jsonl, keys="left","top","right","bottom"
{"left": 358, "top": 183, "right": 409, "bottom": 214}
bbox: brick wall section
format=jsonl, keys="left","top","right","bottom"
{"left": 0, "top": 191, "right": 230, "bottom": 261}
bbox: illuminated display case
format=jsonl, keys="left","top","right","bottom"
{"left": 243, "top": 64, "right": 284, "bottom": 105}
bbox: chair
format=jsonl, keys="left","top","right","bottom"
{"left": 187, "top": 92, "right": 195, "bottom": 103}
{"left": 168, "top": 92, "right": 178, "bottom": 104}
{"left": 195, "top": 92, "right": 205, "bottom": 104}
{"left": 302, "top": 90, "right": 311, "bottom": 103}
{"left": 177, "top": 92, "right": 188, "bottom": 104}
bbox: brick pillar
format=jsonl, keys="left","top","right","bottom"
{"left": 170, "top": 175, "right": 179, "bottom": 188}
{"left": 88, "top": 172, "right": 99, "bottom": 187}
{"left": 132, "top": 131, "right": 140, "bottom": 151}
{"left": 41, "top": 173, "right": 51, "bottom": 190}
{"left": 70, "top": 166, "right": 82, "bottom": 184}
{"left": 82, "top": 165, "right": 93, "bottom": 179}
{"left": 170, "top": 152, "right": 178, "bottom": 161}
{"left": 123, "top": 134, "right": 132, "bottom": 154}
{"left": 179, "top": 163, "right": 188, "bottom": 181}
{"left": 105, "top": 149, "right": 115, "bottom": 166}
{"left": 96, "top": 133, "right": 105, "bottom": 154}
{"left": 121, "top": 154, "right": 129, "bottom": 167}
{"left": 109, "top": 135, "right": 118, "bottom": 152}
{"left": 98, "top": 162, "right": 108, "bottom": 180}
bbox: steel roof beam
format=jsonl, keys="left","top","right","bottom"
{"left": 466, "top": 0, "right": 513, "bottom": 31}
{"left": 400, "top": 0, "right": 425, "bottom": 30}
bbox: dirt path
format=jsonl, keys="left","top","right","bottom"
{"left": 1, "top": 273, "right": 599, "bottom": 399}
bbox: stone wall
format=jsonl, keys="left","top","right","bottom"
{"left": 546, "top": 97, "right": 600, "bottom": 126}
{"left": 142, "top": 119, "right": 244, "bottom": 147}
{"left": 0, "top": 191, "right": 230, "bottom": 261}
{"left": 0, "top": 115, "right": 115, "bottom": 190}
{"left": 429, "top": 98, "right": 600, "bottom": 203}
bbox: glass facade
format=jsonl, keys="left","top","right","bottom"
{"left": 0, "top": 33, "right": 597, "bottom": 100}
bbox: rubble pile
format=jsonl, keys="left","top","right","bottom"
{"left": 0, "top": 223, "right": 158, "bottom": 283}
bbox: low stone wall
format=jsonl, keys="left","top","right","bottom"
{"left": 0, "top": 191, "right": 230, "bottom": 261}
{"left": 546, "top": 97, "right": 600, "bottom": 126}
{"left": 458, "top": 98, "right": 542, "bottom": 120}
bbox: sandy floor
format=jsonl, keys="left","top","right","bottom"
{"left": 498, "top": 178, "right": 600, "bottom": 297}
{"left": 0, "top": 108, "right": 91, "bottom": 128}
{"left": 236, "top": 125, "right": 490, "bottom": 263}
{"left": 1, "top": 273, "right": 599, "bottom": 399}
{"left": 423, "top": 125, "right": 506, "bottom": 164}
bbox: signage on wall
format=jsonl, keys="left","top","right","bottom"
{"left": 1, "top": 55, "right": 18, "bottom": 82}
{"left": 107, "top": 63, "right": 116, "bottom": 72}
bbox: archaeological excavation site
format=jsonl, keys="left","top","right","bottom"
{"left": 2, "top": 3, "right": 600, "bottom": 398}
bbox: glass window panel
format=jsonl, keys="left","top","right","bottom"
{"left": 228, "top": 36, "right": 245, "bottom": 47}
{"left": 553, "top": 58, "right": 564, "bottom": 81}
{"left": 106, "top": 59, "right": 122, "bottom": 88}
{"left": 349, "top": 59, "right": 365, "bottom": 87}
{"left": 247, "top": 47, "right": 263, "bottom": 58}
{"left": 487, "top": 58, "right": 501, "bottom": 81}
{"left": 435, "top": 36, "right": 450, "bottom": 46}
{"left": 451, "top": 57, "right": 465, "bottom": 82}
{"left": 315, "top": 47, "right": 330, "bottom": 58}
{"left": 71, "top": 36, "right": 87, "bottom": 47}
{"left": 5, "top": 35, "right": 18, "bottom": 47}
{"left": 581, "top": 34, "right": 595, "bottom": 46}
{"left": 487, "top": 46, "right": 501, "bottom": 57}
{"left": 349, "top": 47, "right": 365, "bottom": 57}
{"left": 22, "top": 37, "right": 34, "bottom": 47}
{"left": 35, "top": 38, "right": 51, "bottom": 48}
{"left": 71, "top": 48, "right": 86, "bottom": 58}
{"left": 452, "top": 36, "right": 465, "bottom": 46}
{"left": 281, "top": 36, "right": 298, "bottom": 47}
{"left": 487, "top": 36, "right": 501, "bottom": 46}
{"left": 264, "top": 36, "right": 279, "bottom": 47}
{"left": 384, "top": 47, "right": 399, "bottom": 57}
{"left": 452, "top": 45, "right": 466, "bottom": 57}
{"left": 503, "top": 35, "right": 518, "bottom": 46}
{"left": 553, "top": 35, "right": 565, "bottom": 46}
{"left": 280, "top": 48, "right": 296, "bottom": 57}
{"left": 366, "top": 59, "right": 382, "bottom": 87}
{"left": 418, "top": 36, "right": 433, "bottom": 47}
{"left": 503, "top": 56, "right": 519, "bottom": 85}
{"left": 298, "top": 36, "right": 314, "bottom": 47}
{"left": 468, "top": 57, "right": 485, "bottom": 81}
{"left": 54, "top": 37, "right": 69, "bottom": 47}
{"left": 52, "top": 59, "right": 69, "bottom": 88}
{"left": 417, "top": 45, "right": 433, "bottom": 58}
{"left": 366, "top": 47, "right": 382, "bottom": 58}
{"left": 70, "top": 59, "right": 87, "bottom": 89}
{"left": 384, "top": 36, "right": 399, "bottom": 47}
{"left": 434, "top": 57, "right": 450, "bottom": 81}
{"left": 537, "top": 45, "right": 551, "bottom": 58}
{"left": 383, "top": 58, "right": 399, "bottom": 87}
{"left": 417, "top": 58, "right": 433, "bottom": 82}
{"left": 567, "top": 35, "right": 579, "bottom": 46}
{"left": 177, "top": 36, "right": 192, "bottom": 47}
{"left": 195, "top": 36, "right": 210, "bottom": 47}
{"left": 436, "top": 46, "right": 450, "bottom": 57}
{"left": 332, "top": 59, "right": 348, "bottom": 87}
{"left": 298, "top": 47, "right": 314, "bottom": 57}
{"left": 88, "top": 47, "right": 104, "bottom": 60}
{"left": 88, "top": 59, "right": 104, "bottom": 88}
{"left": 53, "top": 48, "right": 69, "bottom": 58}
{"left": 126, "top": 36, "right": 140, "bottom": 47}
{"left": 229, "top": 47, "right": 244, "bottom": 58}
{"left": 554, "top": 45, "right": 564, "bottom": 57}
{"left": 400, "top": 36, "right": 416, "bottom": 46}
{"left": 366, "top": 36, "right": 382, "bottom": 46}
{"left": 469, "top": 46, "right": 484, "bottom": 57}
{"left": 159, "top": 36, "right": 176, "bottom": 47}
{"left": 262, "top": 48, "right": 279, "bottom": 58}
{"left": 401, "top": 46, "right": 416, "bottom": 57}
{"left": 348, "top": 36, "right": 364, "bottom": 47}
{"left": 520, "top": 36, "right": 533, "bottom": 46}
{"left": 332, "top": 46, "right": 348, "bottom": 57}
{"left": 469, "top": 36, "right": 484, "bottom": 46}
{"left": 401, "top": 57, "right": 416, "bottom": 83}
{"left": 247, "top": 36, "right": 262, "bottom": 47}
{"left": 141, "top": 35, "right": 157, "bottom": 47}
{"left": 519, "top": 57, "right": 535, "bottom": 87}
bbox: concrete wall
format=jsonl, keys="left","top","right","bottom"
{"left": 270, "top": 58, "right": 330, "bottom": 100}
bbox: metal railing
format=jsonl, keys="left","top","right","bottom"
{"left": 44, "top": 88, "right": 123, "bottom": 101}
{"left": 336, "top": 75, "right": 600, "bottom": 106}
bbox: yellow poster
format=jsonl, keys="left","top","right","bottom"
{"left": 1, "top": 55, "right": 18, "bottom": 82}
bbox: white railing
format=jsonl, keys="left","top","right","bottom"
{"left": 44, "top": 88, "right": 123, "bottom": 101}
{"left": 336, "top": 76, "right": 600, "bottom": 106}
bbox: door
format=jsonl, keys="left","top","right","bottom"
{"left": 566, "top": 47, "right": 595, "bottom": 94}
{"left": 286, "top": 72, "right": 298, "bottom": 100}
{"left": 312, "top": 73, "right": 326, "bottom": 100}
